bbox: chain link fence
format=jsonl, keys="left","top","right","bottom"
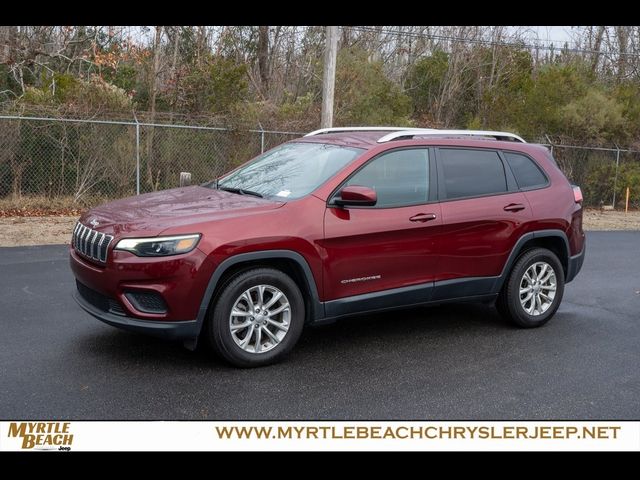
{"left": 0, "top": 115, "right": 302, "bottom": 206}
{"left": 1, "top": 114, "right": 639, "bottom": 209}
{"left": 545, "top": 142, "right": 640, "bottom": 210}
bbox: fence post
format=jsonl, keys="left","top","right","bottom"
{"left": 133, "top": 112, "right": 140, "bottom": 195}
{"left": 260, "top": 130, "right": 265, "bottom": 154}
{"left": 544, "top": 134, "right": 554, "bottom": 157}
{"left": 612, "top": 144, "right": 620, "bottom": 209}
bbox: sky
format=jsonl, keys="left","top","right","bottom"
{"left": 520, "top": 26, "right": 575, "bottom": 45}
{"left": 127, "top": 26, "right": 583, "bottom": 51}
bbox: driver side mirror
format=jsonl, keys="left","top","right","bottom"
{"left": 333, "top": 185, "right": 377, "bottom": 207}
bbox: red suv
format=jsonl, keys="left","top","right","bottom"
{"left": 70, "top": 127, "right": 586, "bottom": 367}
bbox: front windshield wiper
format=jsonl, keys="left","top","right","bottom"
{"left": 218, "top": 185, "right": 263, "bottom": 198}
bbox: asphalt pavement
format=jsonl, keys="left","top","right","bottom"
{"left": 0, "top": 231, "right": 638, "bottom": 419}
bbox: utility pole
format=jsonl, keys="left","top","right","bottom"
{"left": 321, "top": 26, "right": 339, "bottom": 128}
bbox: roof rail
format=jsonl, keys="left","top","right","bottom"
{"left": 305, "top": 126, "right": 423, "bottom": 137}
{"left": 377, "top": 129, "right": 526, "bottom": 143}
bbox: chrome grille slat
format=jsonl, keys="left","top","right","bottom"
{"left": 76, "top": 226, "right": 83, "bottom": 250}
{"left": 75, "top": 223, "right": 82, "bottom": 249}
{"left": 90, "top": 231, "right": 98, "bottom": 259}
{"left": 86, "top": 229, "right": 93, "bottom": 254}
{"left": 80, "top": 226, "right": 88, "bottom": 251}
{"left": 97, "top": 234, "right": 106, "bottom": 262}
{"left": 85, "top": 229, "right": 92, "bottom": 257}
{"left": 101, "top": 236, "right": 113, "bottom": 262}
{"left": 83, "top": 226, "right": 90, "bottom": 253}
{"left": 71, "top": 222, "right": 114, "bottom": 264}
{"left": 72, "top": 222, "right": 81, "bottom": 248}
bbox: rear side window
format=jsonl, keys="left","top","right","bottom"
{"left": 504, "top": 152, "right": 548, "bottom": 189}
{"left": 439, "top": 149, "right": 507, "bottom": 200}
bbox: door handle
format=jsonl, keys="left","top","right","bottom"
{"left": 503, "top": 203, "right": 526, "bottom": 212}
{"left": 409, "top": 213, "right": 437, "bottom": 222}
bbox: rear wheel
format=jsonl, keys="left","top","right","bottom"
{"left": 207, "top": 267, "right": 304, "bottom": 367}
{"left": 497, "top": 248, "right": 565, "bottom": 328}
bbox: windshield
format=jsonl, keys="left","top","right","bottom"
{"left": 215, "top": 142, "right": 363, "bottom": 200}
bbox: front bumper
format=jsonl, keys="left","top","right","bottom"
{"left": 73, "top": 289, "right": 199, "bottom": 340}
{"left": 69, "top": 246, "right": 215, "bottom": 321}
{"left": 566, "top": 240, "right": 586, "bottom": 283}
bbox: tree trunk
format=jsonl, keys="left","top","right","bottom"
{"left": 341, "top": 26, "right": 351, "bottom": 47}
{"left": 170, "top": 26, "right": 181, "bottom": 122}
{"left": 196, "top": 26, "right": 205, "bottom": 67}
{"left": 146, "top": 26, "right": 162, "bottom": 189}
{"left": 591, "top": 26, "right": 605, "bottom": 75}
{"left": 257, "top": 26, "right": 270, "bottom": 97}
{"left": 616, "top": 26, "right": 628, "bottom": 80}
{"left": 0, "top": 26, "right": 17, "bottom": 63}
{"left": 10, "top": 159, "right": 23, "bottom": 199}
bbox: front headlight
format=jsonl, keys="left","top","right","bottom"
{"left": 115, "top": 234, "right": 201, "bottom": 257}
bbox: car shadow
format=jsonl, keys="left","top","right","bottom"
{"left": 76, "top": 302, "right": 512, "bottom": 369}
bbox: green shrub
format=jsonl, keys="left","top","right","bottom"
{"left": 560, "top": 89, "right": 627, "bottom": 143}
{"left": 333, "top": 48, "right": 413, "bottom": 126}
{"left": 179, "top": 56, "right": 248, "bottom": 114}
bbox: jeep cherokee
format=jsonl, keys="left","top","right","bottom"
{"left": 70, "top": 127, "right": 586, "bottom": 367}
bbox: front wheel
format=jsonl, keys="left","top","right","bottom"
{"left": 207, "top": 267, "right": 305, "bottom": 367}
{"left": 497, "top": 248, "right": 565, "bottom": 328}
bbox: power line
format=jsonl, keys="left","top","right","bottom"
{"left": 350, "top": 26, "right": 640, "bottom": 59}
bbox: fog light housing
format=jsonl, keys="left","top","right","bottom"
{"left": 124, "top": 291, "right": 168, "bottom": 314}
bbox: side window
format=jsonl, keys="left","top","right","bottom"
{"left": 439, "top": 148, "right": 507, "bottom": 200}
{"left": 344, "top": 148, "right": 429, "bottom": 207}
{"left": 504, "top": 152, "right": 548, "bottom": 189}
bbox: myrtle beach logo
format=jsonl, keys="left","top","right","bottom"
{"left": 7, "top": 422, "right": 73, "bottom": 450}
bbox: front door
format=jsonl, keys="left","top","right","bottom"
{"left": 321, "top": 147, "right": 441, "bottom": 302}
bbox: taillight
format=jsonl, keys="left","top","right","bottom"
{"left": 572, "top": 185, "right": 583, "bottom": 204}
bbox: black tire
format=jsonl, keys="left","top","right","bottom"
{"left": 206, "top": 267, "right": 304, "bottom": 367}
{"left": 497, "top": 248, "right": 565, "bottom": 328}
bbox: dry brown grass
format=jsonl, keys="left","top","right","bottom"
{"left": 0, "top": 195, "right": 108, "bottom": 217}
{"left": 0, "top": 216, "right": 78, "bottom": 246}
{"left": 583, "top": 209, "right": 640, "bottom": 231}
{"left": 0, "top": 208, "right": 638, "bottom": 247}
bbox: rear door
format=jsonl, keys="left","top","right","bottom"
{"left": 322, "top": 147, "right": 442, "bottom": 301}
{"left": 435, "top": 147, "right": 532, "bottom": 286}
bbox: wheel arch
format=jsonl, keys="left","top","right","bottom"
{"left": 492, "top": 229, "right": 570, "bottom": 293}
{"left": 195, "top": 250, "right": 324, "bottom": 339}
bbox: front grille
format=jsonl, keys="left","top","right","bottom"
{"left": 124, "top": 291, "right": 168, "bottom": 314}
{"left": 76, "top": 280, "right": 126, "bottom": 316}
{"left": 72, "top": 222, "right": 114, "bottom": 263}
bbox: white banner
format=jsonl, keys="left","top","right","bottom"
{"left": 0, "top": 421, "right": 638, "bottom": 451}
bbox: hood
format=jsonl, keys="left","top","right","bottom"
{"left": 79, "top": 186, "right": 284, "bottom": 238}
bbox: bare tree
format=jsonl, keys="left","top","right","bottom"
{"left": 167, "top": 26, "right": 182, "bottom": 121}
{"left": 591, "top": 26, "right": 606, "bottom": 74}
{"left": 73, "top": 124, "right": 110, "bottom": 202}
{"left": 145, "top": 26, "right": 163, "bottom": 189}
{"left": 615, "top": 26, "right": 629, "bottom": 80}
{"left": 257, "top": 26, "right": 270, "bottom": 97}
{"left": 0, "top": 119, "right": 22, "bottom": 198}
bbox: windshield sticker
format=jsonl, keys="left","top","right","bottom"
{"left": 276, "top": 190, "right": 292, "bottom": 197}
